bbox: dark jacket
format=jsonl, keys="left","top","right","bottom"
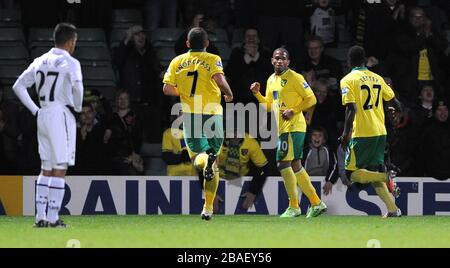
{"left": 390, "top": 26, "right": 448, "bottom": 102}
{"left": 224, "top": 45, "right": 272, "bottom": 104}
{"left": 421, "top": 119, "right": 450, "bottom": 180}
{"left": 113, "top": 39, "right": 162, "bottom": 104}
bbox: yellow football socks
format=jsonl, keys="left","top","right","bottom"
{"left": 372, "top": 182, "right": 398, "bottom": 212}
{"left": 194, "top": 153, "right": 208, "bottom": 170}
{"left": 203, "top": 165, "right": 219, "bottom": 212}
{"left": 295, "top": 168, "right": 321, "bottom": 206}
{"left": 351, "top": 169, "right": 386, "bottom": 184}
{"left": 280, "top": 167, "right": 299, "bottom": 209}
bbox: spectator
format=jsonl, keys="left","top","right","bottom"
{"left": 410, "top": 83, "right": 435, "bottom": 130}
{"left": 144, "top": 0, "right": 178, "bottom": 31}
{"left": 174, "top": 14, "right": 219, "bottom": 56}
{"left": 84, "top": 89, "right": 113, "bottom": 127}
{"left": 73, "top": 102, "right": 111, "bottom": 175}
{"left": 302, "top": 127, "right": 337, "bottom": 177}
{"left": 391, "top": 7, "right": 448, "bottom": 105}
{"left": 306, "top": 78, "right": 343, "bottom": 151}
{"left": 421, "top": 100, "right": 450, "bottom": 180}
{"left": 179, "top": 0, "right": 233, "bottom": 29}
{"left": 107, "top": 91, "right": 144, "bottom": 175}
{"left": 309, "top": 0, "right": 337, "bottom": 47}
{"left": 364, "top": 0, "right": 405, "bottom": 60}
{"left": 297, "top": 36, "right": 343, "bottom": 91}
{"left": 225, "top": 28, "right": 272, "bottom": 105}
{"left": 161, "top": 113, "right": 196, "bottom": 176}
{"left": 113, "top": 25, "right": 163, "bottom": 106}
{"left": 387, "top": 107, "right": 417, "bottom": 176}
{"left": 256, "top": 0, "right": 306, "bottom": 56}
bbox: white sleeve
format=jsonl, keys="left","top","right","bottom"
{"left": 12, "top": 62, "right": 40, "bottom": 115}
{"left": 70, "top": 60, "right": 84, "bottom": 112}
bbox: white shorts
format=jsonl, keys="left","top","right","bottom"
{"left": 37, "top": 105, "right": 76, "bottom": 170}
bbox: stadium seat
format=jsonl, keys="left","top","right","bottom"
{"left": 140, "top": 143, "right": 166, "bottom": 176}
{"left": 231, "top": 28, "right": 244, "bottom": 48}
{"left": 77, "top": 28, "right": 107, "bottom": 47}
{"left": 28, "top": 28, "right": 53, "bottom": 48}
{"left": 109, "top": 28, "right": 126, "bottom": 48}
{"left": 157, "top": 47, "right": 176, "bottom": 68}
{"left": 111, "top": 9, "right": 142, "bottom": 29}
{"left": 82, "top": 66, "right": 116, "bottom": 85}
{"left": 0, "top": 45, "right": 28, "bottom": 65}
{"left": 0, "top": 9, "right": 21, "bottom": 27}
{"left": 0, "top": 27, "right": 24, "bottom": 46}
{"left": 151, "top": 28, "right": 184, "bottom": 47}
{"left": 0, "top": 64, "right": 27, "bottom": 86}
{"left": 208, "top": 28, "right": 229, "bottom": 44}
{"left": 82, "top": 66, "right": 117, "bottom": 100}
{"left": 30, "top": 46, "right": 51, "bottom": 60}
{"left": 73, "top": 46, "right": 112, "bottom": 67}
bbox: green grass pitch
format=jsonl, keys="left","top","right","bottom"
{"left": 1, "top": 215, "right": 449, "bottom": 248}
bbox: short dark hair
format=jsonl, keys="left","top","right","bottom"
{"left": 54, "top": 23, "right": 77, "bottom": 46}
{"left": 348, "top": 46, "right": 366, "bottom": 67}
{"left": 306, "top": 35, "right": 324, "bottom": 47}
{"left": 273, "top": 47, "right": 290, "bottom": 59}
{"left": 188, "top": 27, "right": 208, "bottom": 49}
{"left": 82, "top": 101, "right": 93, "bottom": 109}
{"left": 311, "top": 126, "right": 328, "bottom": 141}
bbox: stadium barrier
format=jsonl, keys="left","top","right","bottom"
{"left": 1, "top": 176, "right": 449, "bottom": 216}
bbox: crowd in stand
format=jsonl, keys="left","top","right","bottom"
{"left": 0, "top": 0, "right": 449, "bottom": 181}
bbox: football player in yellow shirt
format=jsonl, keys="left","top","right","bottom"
{"left": 161, "top": 113, "right": 197, "bottom": 176}
{"left": 340, "top": 46, "right": 403, "bottom": 218}
{"left": 250, "top": 48, "right": 327, "bottom": 218}
{"left": 197, "top": 130, "right": 269, "bottom": 212}
{"left": 163, "top": 27, "right": 234, "bottom": 220}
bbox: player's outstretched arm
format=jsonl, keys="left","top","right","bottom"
{"left": 163, "top": 84, "right": 180, "bottom": 97}
{"left": 250, "top": 82, "right": 274, "bottom": 113}
{"left": 212, "top": 73, "right": 233, "bottom": 102}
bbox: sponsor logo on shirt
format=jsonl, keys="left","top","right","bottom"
{"left": 273, "top": 91, "right": 278, "bottom": 100}
{"left": 341, "top": 87, "right": 349, "bottom": 95}
{"left": 303, "top": 82, "right": 310, "bottom": 89}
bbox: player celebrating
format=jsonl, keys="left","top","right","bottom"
{"left": 13, "top": 23, "right": 83, "bottom": 227}
{"left": 250, "top": 48, "right": 327, "bottom": 218}
{"left": 163, "top": 27, "right": 233, "bottom": 220}
{"left": 340, "top": 46, "right": 402, "bottom": 218}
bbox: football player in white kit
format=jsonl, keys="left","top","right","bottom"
{"left": 13, "top": 23, "right": 83, "bottom": 228}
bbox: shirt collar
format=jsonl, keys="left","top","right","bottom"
{"left": 352, "top": 67, "right": 368, "bottom": 72}
{"left": 50, "top": 47, "right": 71, "bottom": 57}
{"left": 189, "top": 49, "right": 206, "bottom": 52}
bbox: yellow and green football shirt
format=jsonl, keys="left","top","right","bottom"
{"left": 341, "top": 67, "right": 395, "bottom": 138}
{"left": 218, "top": 134, "right": 268, "bottom": 179}
{"left": 163, "top": 49, "right": 224, "bottom": 115}
{"left": 162, "top": 128, "right": 197, "bottom": 176}
{"left": 253, "top": 69, "right": 314, "bottom": 134}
